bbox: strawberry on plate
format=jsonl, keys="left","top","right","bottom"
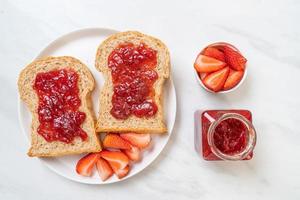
{"left": 120, "top": 133, "right": 151, "bottom": 149}
{"left": 100, "top": 150, "right": 129, "bottom": 172}
{"left": 115, "top": 165, "right": 130, "bottom": 179}
{"left": 203, "top": 47, "right": 225, "bottom": 62}
{"left": 123, "top": 145, "right": 141, "bottom": 162}
{"left": 223, "top": 46, "right": 247, "bottom": 71}
{"left": 223, "top": 69, "right": 244, "bottom": 90}
{"left": 194, "top": 55, "right": 226, "bottom": 73}
{"left": 203, "top": 67, "right": 230, "bottom": 92}
{"left": 76, "top": 153, "right": 100, "bottom": 177}
{"left": 100, "top": 150, "right": 130, "bottom": 179}
{"left": 96, "top": 157, "right": 114, "bottom": 181}
{"left": 103, "top": 133, "right": 131, "bottom": 149}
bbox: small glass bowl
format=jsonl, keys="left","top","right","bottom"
{"left": 194, "top": 42, "right": 248, "bottom": 94}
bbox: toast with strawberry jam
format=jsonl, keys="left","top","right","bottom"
{"left": 18, "top": 56, "right": 101, "bottom": 157}
{"left": 95, "top": 31, "right": 170, "bottom": 133}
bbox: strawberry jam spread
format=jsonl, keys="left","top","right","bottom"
{"left": 33, "top": 69, "right": 87, "bottom": 143}
{"left": 108, "top": 42, "right": 158, "bottom": 119}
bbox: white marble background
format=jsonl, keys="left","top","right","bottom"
{"left": 0, "top": 0, "right": 299, "bottom": 199}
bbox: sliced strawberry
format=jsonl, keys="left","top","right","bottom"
{"left": 203, "top": 47, "right": 225, "bottom": 62}
{"left": 223, "top": 70, "right": 244, "bottom": 90}
{"left": 100, "top": 150, "right": 129, "bottom": 172}
{"left": 76, "top": 153, "right": 100, "bottom": 177}
{"left": 194, "top": 54, "right": 226, "bottom": 73}
{"left": 199, "top": 72, "right": 208, "bottom": 80}
{"left": 203, "top": 67, "right": 230, "bottom": 92}
{"left": 115, "top": 165, "right": 130, "bottom": 179}
{"left": 223, "top": 46, "right": 247, "bottom": 71}
{"left": 96, "top": 157, "right": 113, "bottom": 181}
{"left": 103, "top": 133, "right": 131, "bottom": 149}
{"left": 123, "top": 145, "right": 141, "bottom": 162}
{"left": 120, "top": 133, "right": 151, "bottom": 149}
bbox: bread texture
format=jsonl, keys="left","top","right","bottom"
{"left": 18, "top": 56, "right": 101, "bottom": 157}
{"left": 95, "top": 31, "right": 170, "bottom": 133}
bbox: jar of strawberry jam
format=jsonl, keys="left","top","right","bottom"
{"left": 194, "top": 110, "right": 256, "bottom": 161}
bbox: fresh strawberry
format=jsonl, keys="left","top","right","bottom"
{"left": 199, "top": 72, "right": 208, "bottom": 80}
{"left": 115, "top": 165, "right": 130, "bottom": 179}
{"left": 123, "top": 145, "right": 141, "bottom": 162}
{"left": 223, "top": 46, "right": 247, "bottom": 71}
{"left": 103, "top": 133, "right": 131, "bottom": 149}
{"left": 194, "top": 55, "right": 226, "bottom": 73}
{"left": 120, "top": 133, "right": 151, "bottom": 149}
{"left": 223, "top": 69, "right": 244, "bottom": 90}
{"left": 203, "top": 67, "right": 230, "bottom": 92}
{"left": 96, "top": 157, "right": 114, "bottom": 181}
{"left": 76, "top": 153, "right": 100, "bottom": 177}
{"left": 203, "top": 47, "right": 225, "bottom": 62}
{"left": 100, "top": 150, "right": 129, "bottom": 172}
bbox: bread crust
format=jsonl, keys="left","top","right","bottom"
{"left": 18, "top": 56, "right": 101, "bottom": 157}
{"left": 95, "top": 31, "right": 170, "bottom": 133}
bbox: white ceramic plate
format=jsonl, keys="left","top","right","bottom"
{"left": 18, "top": 28, "right": 177, "bottom": 184}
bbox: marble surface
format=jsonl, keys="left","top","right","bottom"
{"left": 1, "top": 0, "right": 300, "bottom": 199}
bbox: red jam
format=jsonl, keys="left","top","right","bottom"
{"left": 33, "top": 69, "right": 87, "bottom": 143}
{"left": 201, "top": 110, "right": 253, "bottom": 160}
{"left": 108, "top": 42, "right": 158, "bottom": 119}
{"left": 213, "top": 118, "right": 247, "bottom": 155}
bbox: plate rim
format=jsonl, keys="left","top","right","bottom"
{"left": 17, "top": 27, "right": 177, "bottom": 184}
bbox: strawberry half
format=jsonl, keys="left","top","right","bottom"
{"left": 123, "top": 145, "right": 141, "bottom": 162}
{"left": 96, "top": 157, "right": 114, "bottom": 181}
{"left": 103, "top": 133, "right": 131, "bottom": 149}
{"left": 120, "top": 133, "right": 151, "bottom": 149}
{"left": 203, "top": 67, "right": 230, "bottom": 92}
{"left": 76, "top": 153, "right": 100, "bottom": 177}
{"left": 100, "top": 150, "right": 129, "bottom": 172}
{"left": 203, "top": 47, "right": 225, "bottom": 62}
{"left": 199, "top": 72, "right": 208, "bottom": 80}
{"left": 194, "top": 55, "right": 226, "bottom": 73}
{"left": 223, "top": 69, "right": 244, "bottom": 90}
{"left": 223, "top": 46, "right": 247, "bottom": 71}
{"left": 115, "top": 165, "right": 130, "bottom": 179}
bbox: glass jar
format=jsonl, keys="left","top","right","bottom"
{"left": 195, "top": 110, "right": 256, "bottom": 161}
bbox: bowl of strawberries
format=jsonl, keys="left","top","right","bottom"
{"left": 194, "top": 42, "right": 247, "bottom": 93}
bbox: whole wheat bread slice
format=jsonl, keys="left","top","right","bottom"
{"left": 95, "top": 31, "right": 170, "bottom": 133}
{"left": 18, "top": 56, "right": 101, "bottom": 157}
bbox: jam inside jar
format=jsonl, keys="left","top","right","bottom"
{"left": 213, "top": 118, "right": 247, "bottom": 155}
{"left": 199, "top": 110, "right": 256, "bottom": 161}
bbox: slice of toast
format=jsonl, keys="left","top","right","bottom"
{"left": 18, "top": 56, "right": 101, "bottom": 157}
{"left": 95, "top": 31, "right": 170, "bottom": 133}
